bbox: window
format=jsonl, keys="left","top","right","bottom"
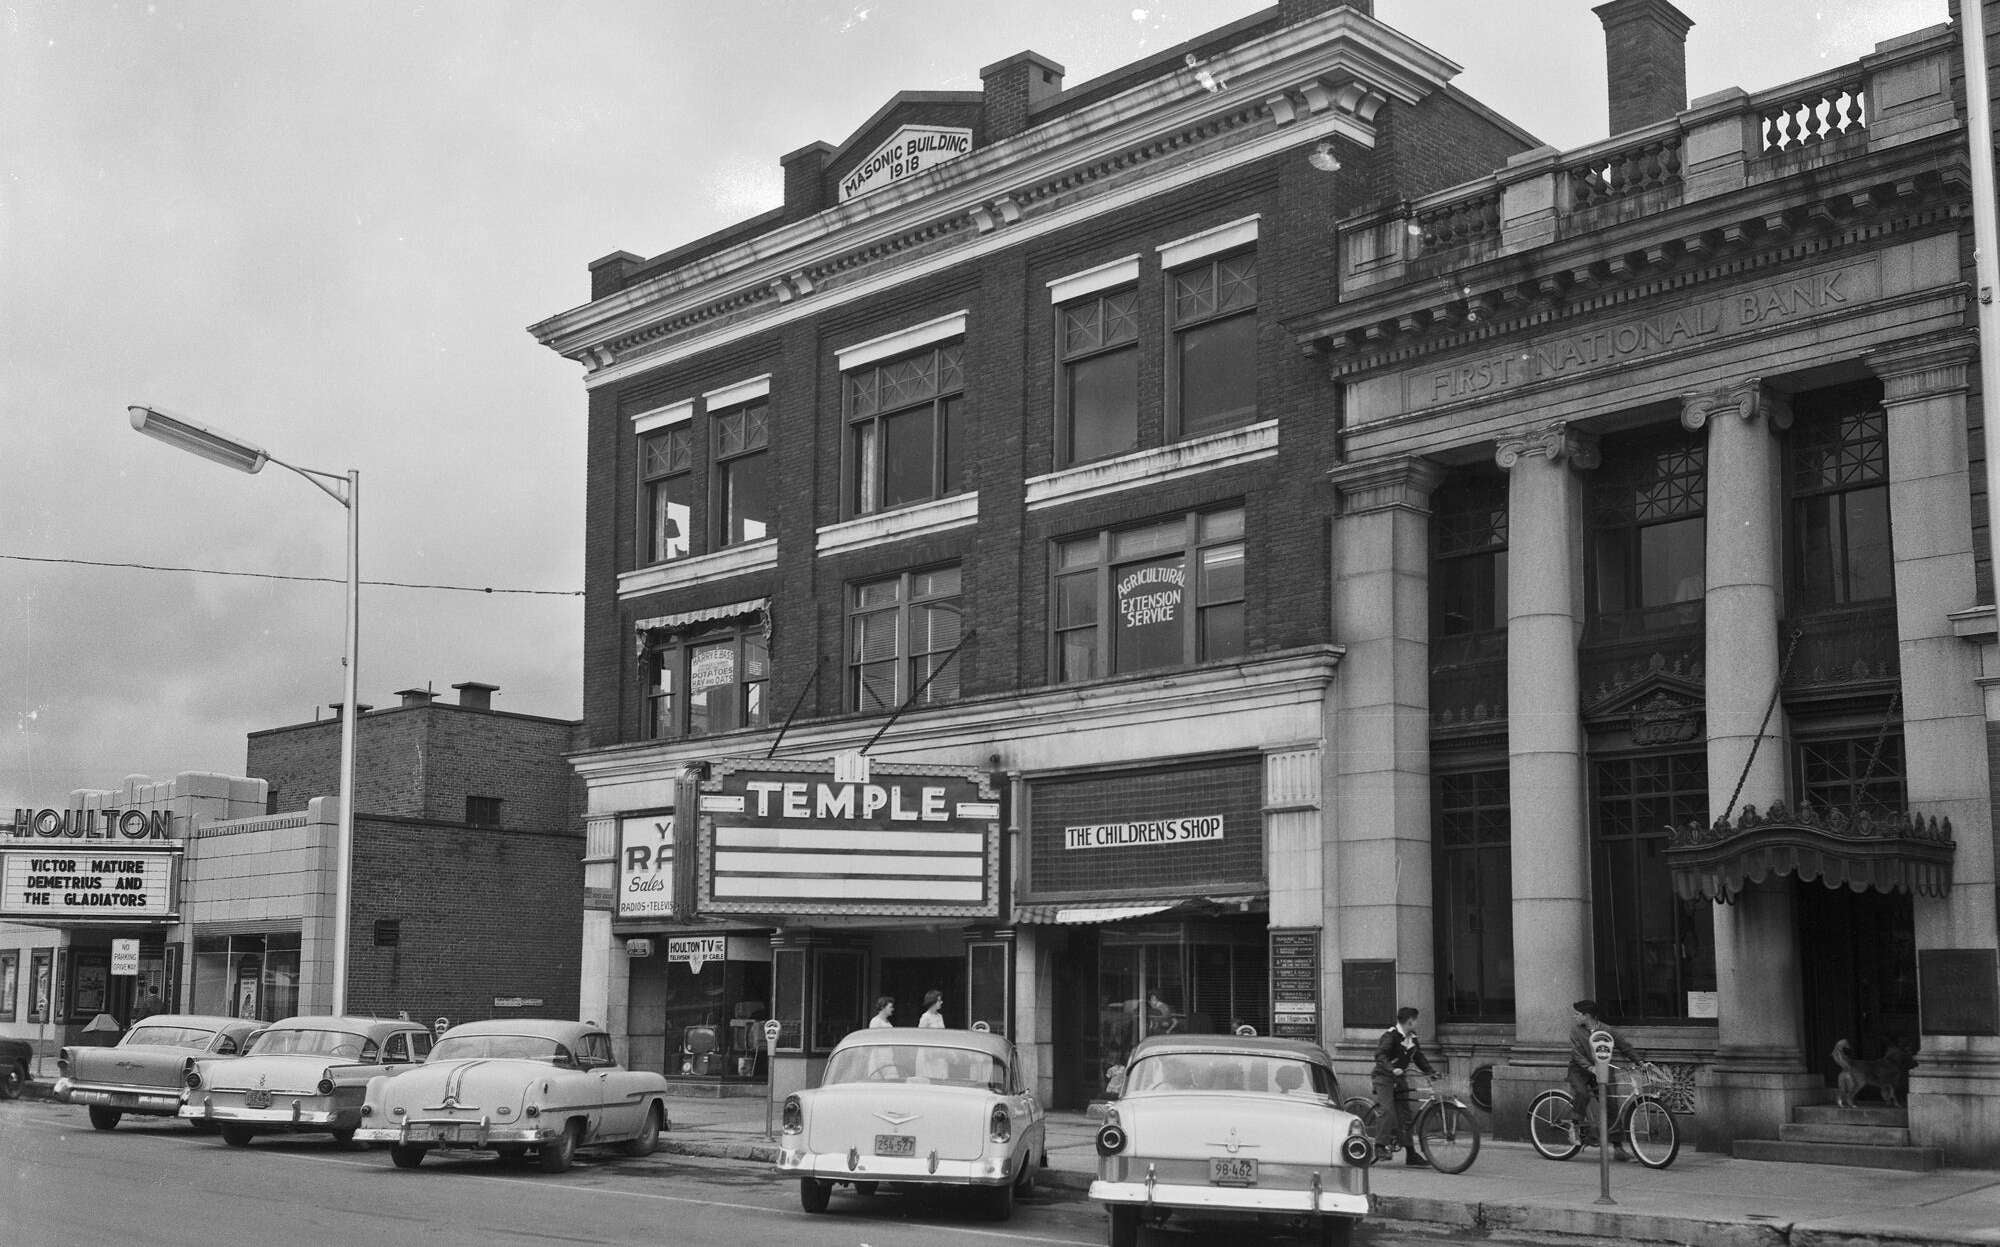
{"left": 0, "top": 950, "right": 17, "bottom": 1022}
{"left": 465, "top": 796, "right": 502, "bottom": 827}
{"left": 1435, "top": 769, "right": 1514, "bottom": 1021}
{"left": 1790, "top": 384, "right": 1891, "bottom": 610}
{"left": 846, "top": 343, "right": 964, "bottom": 516}
{"left": 28, "top": 950, "right": 51, "bottom": 1023}
{"left": 1054, "top": 507, "right": 1244, "bottom": 681}
{"left": 1169, "top": 250, "right": 1257, "bottom": 436}
{"left": 1591, "top": 754, "right": 1716, "bottom": 1022}
{"left": 1058, "top": 287, "right": 1139, "bottom": 465}
{"left": 713, "top": 400, "right": 771, "bottom": 546}
{"left": 1432, "top": 470, "right": 1509, "bottom": 639}
{"left": 849, "top": 565, "right": 962, "bottom": 712}
{"left": 1798, "top": 732, "right": 1905, "bottom": 818}
{"left": 190, "top": 932, "right": 300, "bottom": 1023}
{"left": 640, "top": 423, "right": 694, "bottom": 563}
{"left": 645, "top": 624, "right": 769, "bottom": 739}
{"left": 1590, "top": 428, "right": 1706, "bottom": 636}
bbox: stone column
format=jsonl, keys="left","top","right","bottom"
{"left": 1492, "top": 422, "right": 1596, "bottom": 1121}
{"left": 1869, "top": 336, "right": 2000, "bottom": 1165}
{"left": 1685, "top": 381, "right": 1814, "bottom": 1142}
{"left": 1327, "top": 458, "right": 1442, "bottom": 1053}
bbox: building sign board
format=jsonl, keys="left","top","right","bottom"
{"left": 1064, "top": 816, "right": 1224, "bottom": 849}
{"left": 617, "top": 813, "right": 674, "bottom": 918}
{"left": 0, "top": 847, "right": 180, "bottom": 920}
{"left": 10, "top": 807, "right": 178, "bottom": 842}
{"left": 839, "top": 125, "right": 973, "bottom": 202}
{"left": 668, "top": 935, "right": 725, "bottom": 972}
{"left": 698, "top": 758, "right": 1001, "bottom": 918}
{"left": 1270, "top": 929, "right": 1321, "bottom": 1040}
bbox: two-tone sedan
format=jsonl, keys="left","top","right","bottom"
{"left": 1091, "top": 1035, "right": 1374, "bottom": 1247}
{"left": 778, "top": 1027, "right": 1046, "bottom": 1222}
{"left": 182, "top": 1015, "right": 434, "bottom": 1147}
{"left": 56, "top": 1014, "right": 261, "bottom": 1131}
{"left": 353, "top": 1019, "right": 671, "bottom": 1173}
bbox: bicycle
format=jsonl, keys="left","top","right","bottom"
{"left": 1340, "top": 1073, "right": 1482, "bottom": 1174}
{"left": 1527, "top": 1062, "right": 1680, "bottom": 1169}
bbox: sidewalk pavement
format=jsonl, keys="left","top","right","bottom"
{"left": 651, "top": 1093, "right": 2000, "bottom": 1247}
{"left": 20, "top": 1076, "right": 2000, "bottom": 1246}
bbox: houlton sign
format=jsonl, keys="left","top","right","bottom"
{"left": 11, "top": 807, "right": 178, "bottom": 841}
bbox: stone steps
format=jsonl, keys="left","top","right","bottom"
{"left": 1735, "top": 1101, "right": 1940, "bottom": 1170}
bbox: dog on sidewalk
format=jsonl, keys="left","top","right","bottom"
{"left": 1832, "top": 1038, "right": 1915, "bottom": 1108}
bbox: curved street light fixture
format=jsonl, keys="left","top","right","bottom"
{"left": 128, "top": 405, "right": 359, "bottom": 1017}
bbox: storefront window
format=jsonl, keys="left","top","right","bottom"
{"left": 28, "top": 951, "right": 52, "bottom": 1023}
{"left": 967, "top": 941, "right": 1010, "bottom": 1035}
{"left": 812, "top": 950, "right": 865, "bottom": 1049}
{"left": 0, "top": 950, "right": 19, "bottom": 1022}
{"left": 192, "top": 931, "right": 301, "bottom": 1023}
{"left": 772, "top": 949, "right": 805, "bottom": 1051}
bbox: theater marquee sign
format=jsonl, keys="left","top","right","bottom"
{"left": 3, "top": 806, "right": 184, "bottom": 921}
{"left": 695, "top": 758, "right": 1002, "bottom": 919}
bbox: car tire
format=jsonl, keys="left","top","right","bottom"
{"left": 0, "top": 1061, "right": 25, "bottom": 1100}
{"left": 984, "top": 1177, "right": 1015, "bottom": 1222}
{"left": 220, "top": 1123, "right": 255, "bottom": 1148}
{"left": 1316, "top": 1215, "right": 1356, "bottom": 1247}
{"left": 1107, "top": 1203, "right": 1139, "bottom": 1247}
{"left": 799, "top": 1177, "right": 832, "bottom": 1214}
{"left": 1012, "top": 1147, "right": 1037, "bottom": 1198}
{"left": 88, "top": 1106, "right": 122, "bottom": 1131}
{"left": 538, "top": 1121, "right": 580, "bottom": 1173}
{"left": 390, "top": 1144, "right": 427, "bottom": 1169}
{"left": 622, "top": 1104, "right": 662, "bottom": 1157}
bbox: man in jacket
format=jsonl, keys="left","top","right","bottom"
{"left": 1370, "top": 1006, "right": 1435, "bottom": 1164}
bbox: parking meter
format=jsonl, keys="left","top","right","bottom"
{"left": 1590, "top": 1029, "right": 1616, "bottom": 1204}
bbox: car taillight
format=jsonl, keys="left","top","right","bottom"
{"left": 1096, "top": 1121, "right": 1127, "bottom": 1156}
{"left": 1341, "top": 1121, "right": 1375, "bottom": 1166}
{"left": 781, "top": 1094, "right": 803, "bottom": 1134}
{"left": 523, "top": 1104, "right": 540, "bottom": 1118}
{"left": 57, "top": 1050, "right": 72, "bottom": 1078}
{"left": 989, "top": 1104, "right": 1012, "bottom": 1144}
{"left": 185, "top": 1068, "right": 202, "bottom": 1090}
{"left": 360, "top": 1104, "right": 373, "bottom": 1118}
{"left": 317, "top": 1074, "right": 336, "bottom": 1096}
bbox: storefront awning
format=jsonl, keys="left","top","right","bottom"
{"left": 1012, "top": 895, "right": 1266, "bottom": 924}
{"left": 633, "top": 598, "right": 769, "bottom": 652}
{"left": 1666, "top": 801, "right": 1955, "bottom": 903}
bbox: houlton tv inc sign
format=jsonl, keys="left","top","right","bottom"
{"left": 2, "top": 807, "right": 183, "bottom": 921}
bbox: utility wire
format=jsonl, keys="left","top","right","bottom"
{"left": 2, "top": 552, "right": 581, "bottom": 597}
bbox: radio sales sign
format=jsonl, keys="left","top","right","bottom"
{"left": 1, "top": 848, "right": 179, "bottom": 920}
{"left": 618, "top": 814, "right": 674, "bottom": 918}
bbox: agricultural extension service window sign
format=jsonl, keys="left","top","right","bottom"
{"left": 697, "top": 758, "right": 1001, "bottom": 919}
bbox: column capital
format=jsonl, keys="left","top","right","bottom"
{"left": 1328, "top": 457, "right": 1445, "bottom": 517}
{"left": 1680, "top": 380, "right": 1791, "bottom": 433}
{"left": 1865, "top": 333, "right": 1977, "bottom": 403}
{"left": 1494, "top": 421, "right": 1600, "bottom": 472}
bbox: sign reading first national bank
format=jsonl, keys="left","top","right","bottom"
{"left": 697, "top": 760, "right": 1002, "bottom": 919}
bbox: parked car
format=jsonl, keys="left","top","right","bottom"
{"left": 0, "top": 1036, "right": 33, "bottom": 1099}
{"left": 1090, "top": 1034, "right": 1374, "bottom": 1247}
{"left": 56, "top": 1014, "right": 261, "bottom": 1129}
{"left": 353, "top": 1018, "right": 671, "bottom": 1173}
{"left": 182, "top": 1015, "right": 434, "bottom": 1147}
{"left": 777, "top": 1027, "right": 1046, "bottom": 1222}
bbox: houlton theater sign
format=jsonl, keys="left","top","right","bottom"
{"left": 3, "top": 807, "right": 184, "bottom": 921}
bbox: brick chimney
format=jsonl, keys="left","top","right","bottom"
{"left": 589, "top": 250, "right": 643, "bottom": 300}
{"left": 979, "top": 51, "right": 1065, "bottom": 143}
{"left": 781, "top": 141, "right": 834, "bottom": 222}
{"left": 1594, "top": 0, "right": 1693, "bottom": 135}
{"left": 396, "top": 687, "right": 438, "bottom": 709}
{"left": 327, "top": 702, "right": 373, "bottom": 720}
{"left": 452, "top": 681, "right": 498, "bottom": 711}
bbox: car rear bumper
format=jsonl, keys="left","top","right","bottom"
{"left": 181, "top": 1097, "right": 349, "bottom": 1128}
{"left": 1090, "top": 1178, "right": 1369, "bottom": 1218}
{"left": 777, "top": 1144, "right": 1016, "bottom": 1187}
{"left": 54, "top": 1080, "right": 183, "bottom": 1115}
{"left": 353, "top": 1118, "right": 554, "bottom": 1148}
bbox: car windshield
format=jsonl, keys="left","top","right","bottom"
{"left": 823, "top": 1044, "right": 1006, "bottom": 1091}
{"left": 430, "top": 1034, "right": 572, "bottom": 1063}
{"left": 1126, "top": 1052, "right": 1334, "bottom": 1097}
{"left": 123, "top": 1024, "right": 218, "bottom": 1050}
{"left": 248, "top": 1027, "right": 377, "bottom": 1059}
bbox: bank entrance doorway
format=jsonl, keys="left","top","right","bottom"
{"left": 1798, "top": 882, "right": 1917, "bottom": 1086}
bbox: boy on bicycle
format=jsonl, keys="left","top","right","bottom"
{"left": 1567, "top": 999, "right": 1657, "bottom": 1161}
{"left": 1371, "top": 1005, "right": 1436, "bottom": 1165}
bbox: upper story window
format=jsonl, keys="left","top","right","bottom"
{"left": 465, "top": 796, "right": 502, "bottom": 827}
{"left": 713, "top": 399, "right": 771, "bottom": 547}
{"left": 1432, "top": 469, "right": 1509, "bottom": 640}
{"left": 1052, "top": 256, "right": 1141, "bottom": 468}
{"left": 1168, "top": 249, "right": 1257, "bottom": 437}
{"left": 636, "top": 401, "right": 694, "bottom": 564}
{"left": 645, "top": 622, "right": 769, "bottom": 739}
{"left": 845, "top": 343, "right": 964, "bottom": 517}
{"left": 848, "top": 565, "right": 962, "bottom": 712}
{"left": 1054, "top": 506, "right": 1244, "bottom": 682}
{"left": 1589, "top": 426, "right": 1705, "bottom": 637}
{"left": 1789, "top": 382, "right": 1891, "bottom": 611}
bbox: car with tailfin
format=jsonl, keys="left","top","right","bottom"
{"left": 181, "top": 1014, "right": 433, "bottom": 1147}
{"left": 57, "top": 1014, "right": 261, "bottom": 1130}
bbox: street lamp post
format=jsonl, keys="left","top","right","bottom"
{"left": 129, "top": 405, "right": 359, "bottom": 1017}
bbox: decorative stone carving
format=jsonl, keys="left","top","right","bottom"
{"left": 1493, "top": 421, "right": 1601, "bottom": 471}
{"left": 1679, "top": 379, "right": 1791, "bottom": 433}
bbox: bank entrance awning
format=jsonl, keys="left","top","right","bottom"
{"left": 1665, "top": 801, "right": 1954, "bottom": 902}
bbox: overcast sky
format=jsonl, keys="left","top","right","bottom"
{"left": 1, "top": 0, "right": 1949, "bottom": 811}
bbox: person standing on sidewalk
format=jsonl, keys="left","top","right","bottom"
{"left": 1370, "top": 1006, "right": 1435, "bottom": 1165}
{"left": 1567, "top": 999, "right": 1654, "bottom": 1161}
{"left": 918, "top": 989, "right": 945, "bottom": 1028}
{"left": 868, "top": 996, "right": 896, "bottom": 1028}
